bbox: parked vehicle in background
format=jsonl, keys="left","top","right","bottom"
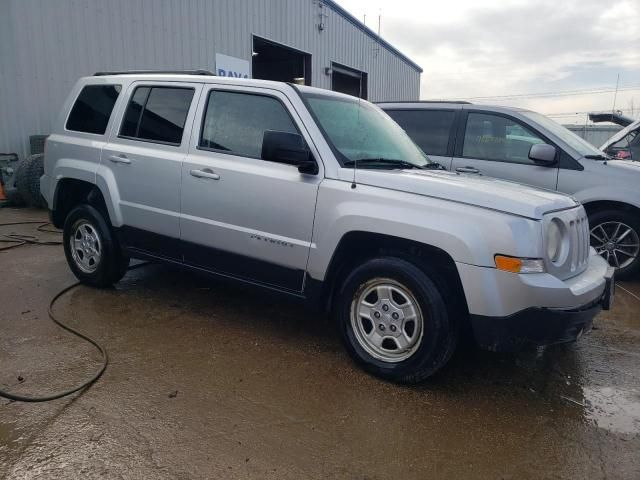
{"left": 380, "top": 101, "right": 640, "bottom": 279}
{"left": 41, "top": 74, "right": 613, "bottom": 382}
{"left": 600, "top": 119, "right": 640, "bottom": 161}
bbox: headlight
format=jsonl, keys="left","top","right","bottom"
{"left": 546, "top": 218, "right": 566, "bottom": 264}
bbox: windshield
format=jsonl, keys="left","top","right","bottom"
{"left": 521, "top": 111, "right": 605, "bottom": 157}
{"left": 302, "top": 92, "right": 431, "bottom": 168}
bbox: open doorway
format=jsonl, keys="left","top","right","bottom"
{"left": 331, "top": 63, "right": 368, "bottom": 99}
{"left": 252, "top": 36, "right": 311, "bottom": 86}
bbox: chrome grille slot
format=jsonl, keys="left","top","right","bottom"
{"left": 568, "top": 215, "right": 590, "bottom": 273}
{"left": 569, "top": 219, "right": 578, "bottom": 271}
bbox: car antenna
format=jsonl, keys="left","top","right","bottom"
{"left": 351, "top": 99, "right": 359, "bottom": 189}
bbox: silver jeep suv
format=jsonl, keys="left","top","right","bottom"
{"left": 380, "top": 101, "right": 640, "bottom": 279}
{"left": 41, "top": 73, "right": 613, "bottom": 383}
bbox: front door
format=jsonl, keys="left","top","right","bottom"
{"left": 384, "top": 108, "right": 458, "bottom": 170}
{"left": 451, "top": 111, "right": 558, "bottom": 190}
{"left": 180, "top": 85, "right": 322, "bottom": 292}
{"left": 103, "top": 81, "right": 202, "bottom": 259}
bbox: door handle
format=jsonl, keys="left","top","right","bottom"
{"left": 108, "top": 154, "right": 131, "bottom": 165}
{"left": 190, "top": 168, "right": 220, "bottom": 180}
{"left": 455, "top": 166, "right": 480, "bottom": 174}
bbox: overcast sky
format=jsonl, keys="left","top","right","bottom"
{"left": 337, "top": 0, "right": 640, "bottom": 124}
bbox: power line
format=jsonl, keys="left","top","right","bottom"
{"left": 464, "top": 85, "right": 640, "bottom": 100}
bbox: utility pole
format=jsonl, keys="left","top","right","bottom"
{"left": 612, "top": 73, "right": 620, "bottom": 113}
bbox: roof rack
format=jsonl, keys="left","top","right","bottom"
{"left": 93, "top": 69, "right": 214, "bottom": 76}
{"left": 377, "top": 100, "right": 472, "bottom": 104}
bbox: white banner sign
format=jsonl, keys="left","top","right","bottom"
{"left": 215, "top": 53, "right": 250, "bottom": 79}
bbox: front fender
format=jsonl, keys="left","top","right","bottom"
{"left": 307, "top": 180, "right": 543, "bottom": 281}
{"left": 574, "top": 186, "right": 640, "bottom": 211}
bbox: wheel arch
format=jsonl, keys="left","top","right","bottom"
{"left": 51, "top": 178, "right": 111, "bottom": 228}
{"left": 582, "top": 200, "right": 640, "bottom": 218}
{"left": 313, "top": 231, "right": 468, "bottom": 318}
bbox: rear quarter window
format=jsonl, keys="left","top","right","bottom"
{"left": 66, "top": 84, "right": 122, "bottom": 134}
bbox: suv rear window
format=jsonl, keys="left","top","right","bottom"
{"left": 120, "top": 86, "right": 194, "bottom": 145}
{"left": 66, "top": 85, "right": 121, "bottom": 134}
{"left": 385, "top": 109, "right": 455, "bottom": 156}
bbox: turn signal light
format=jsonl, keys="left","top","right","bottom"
{"left": 495, "top": 255, "right": 545, "bottom": 274}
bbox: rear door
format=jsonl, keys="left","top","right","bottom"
{"left": 451, "top": 110, "right": 558, "bottom": 189}
{"left": 102, "top": 81, "right": 202, "bottom": 259}
{"left": 180, "top": 85, "right": 322, "bottom": 292}
{"left": 384, "top": 108, "right": 458, "bottom": 169}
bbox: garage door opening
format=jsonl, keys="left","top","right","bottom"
{"left": 252, "top": 36, "right": 311, "bottom": 85}
{"left": 331, "top": 63, "right": 367, "bottom": 99}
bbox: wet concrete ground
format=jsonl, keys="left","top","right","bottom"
{"left": 1, "top": 207, "right": 639, "bottom": 479}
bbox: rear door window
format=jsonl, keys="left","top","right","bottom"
{"left": 463, "top": 112, "right": 545, "bottom": 164}
{"left": 66, "top": 85, "right": 122, "bottom": 134}
{"left": 119, "top": 86, "right": 194, "bottom": 145}
{"left": 199, "top": 90, "right": 298, "bottom": 159}
{"left": 385, "top": 109, "right": 455, "bottom": 156}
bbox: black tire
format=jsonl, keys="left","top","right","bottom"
{"left": 335, "top": 257, "right": 457, "bottom": 384}
{"left": 14, "top": 154, "right": 45, "bottom": 207}
{"left": 14, "top": 158, "right": 32, "bottom": 205}
{"left": 27, "top": 154, "right": 46, "bottom": 208}
{"left": 63, "top": 204, "right": 128, "bottom": 287}
{"left": 588, "top": 209, "right": 640, "bottom": 280}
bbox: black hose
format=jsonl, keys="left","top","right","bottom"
{"left": 0, "top": 220, "right": 63, "bottom": 251}
{"left": 0, "top": 218, "right": 145, "bottom": 402}
{"left": 0, "top": 280, "right": 107, "bottom": 402}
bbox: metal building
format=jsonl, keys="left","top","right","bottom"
{"left": 0, "top": 0, "right": 422, "bottom": 158}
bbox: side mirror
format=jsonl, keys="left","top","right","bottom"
{"left": 262, "top": 131, "right": 318, "bottom": 175}
{"left": 528, "top": 143, "right": 557, "bottom": 166}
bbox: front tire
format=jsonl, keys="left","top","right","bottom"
{"left": 335, "top": 257, "right": 457, "bottom": 383}
{"left": 589, "top": 209, "right": 640, "bottom": 280}
{"left": 63, "top": 204, "right": 128, "bottom": 287}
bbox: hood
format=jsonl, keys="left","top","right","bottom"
{"left": 354, "top": 169, "right": 577, "bottom": 219}
{"left": 599, "top": 158, "right": 640, "bottom": 172}
{"left": 600, "top": 119, "right": 640, "bottom": 150}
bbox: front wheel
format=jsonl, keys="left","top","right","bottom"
{"left": 335, "top": 257, "right": 457, "bottom": 384}
{"left": 63, "top": 204, "right": 129, "bottom": 287}
{"left": 589, "top": 209, "right": 640, "bottom": 280}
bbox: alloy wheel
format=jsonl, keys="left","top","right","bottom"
{"left": 590, "top": 221, "right": 640, "bottom": 269}
{"left": 69, "top": 220, "right": 103, "bottom": 273}
{"left": 350, "top": 278, "right": 424, "bottom": 363}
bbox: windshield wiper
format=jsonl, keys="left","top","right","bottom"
{"left": 584, "top": 154, "right": 611, "bottom": 160}
{"left": 343, "top": 158, "right": 426, "bottom": 169}
{"left": 422, "top": 161, "right": 446, "bottom": 170}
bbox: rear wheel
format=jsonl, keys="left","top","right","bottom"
{"left": 335, "top": 257, "right": 457, "bottom": 383}
{"left": 63, "top": 204, "right": 128, "bottom": 287}
{"left": 589, "top": 209, "right": 640, "bottom": 280}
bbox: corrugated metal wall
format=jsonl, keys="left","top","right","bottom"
{"left": 566, "top": 125, "right": 622, "bottom": 147}
{"left": 0, "top": 0, "right": 421, "bottom": 158}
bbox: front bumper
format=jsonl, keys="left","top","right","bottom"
{"left": 470, "top": 266, "right": 615, "bottom": 352}
{"left": 456, "top": 251, "right": 610, "bottom": 318}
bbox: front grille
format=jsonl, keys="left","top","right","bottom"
{"left": 569, "top": 215, "right": 590, "bottom": 273}
{"left": 544, "top": 206, "right": 590, "bottom": 280}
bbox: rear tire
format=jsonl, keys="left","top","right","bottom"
{"left": 335, "top": 257, "right": 457, "bottom": 383}
{"left": 14, "top": 154, "right": 45, "bottom": 207}
{"left": 588, "top": 209, "right": 640, "bottom": 280}
{"left": 63, "top": 204, "right": 128, "bottom": 287}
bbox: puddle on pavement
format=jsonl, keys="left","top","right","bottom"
{"left": 583, "top": 386, "right": 640, "bottom": 434}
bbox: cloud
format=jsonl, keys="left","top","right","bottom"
{"left": 337, "top": 0, "right": 640, "bottom": 122}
